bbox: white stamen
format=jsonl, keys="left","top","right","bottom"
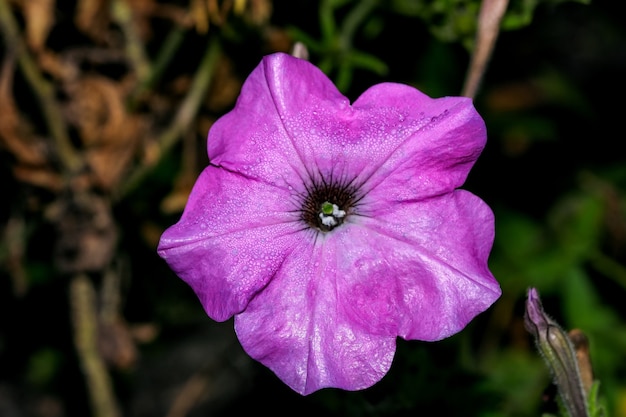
{"left": 332, "top": 204, "right": 346, "bottom": 218}
{"left": 318, "top": 203, "right": 346, "bottom": 229}
{"left": 319, "top": 213, "right": 337, "bottom": 227}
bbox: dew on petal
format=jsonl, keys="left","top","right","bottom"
{"left": 158, "top": 52, "right": 500, "bottom": 396}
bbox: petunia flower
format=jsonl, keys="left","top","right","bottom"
{"left": 157, "top": 52, "right": 501, "bottom": 395}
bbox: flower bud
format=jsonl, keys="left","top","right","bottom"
{"left": 524, "top": 287, "right": 589, "bottom": 417}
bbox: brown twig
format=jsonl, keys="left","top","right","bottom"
{"left": 1, "top": 215, "right": 29, "bottom": 297}
{"left": 462, "top": 0, "right": 509, "bottom": 98}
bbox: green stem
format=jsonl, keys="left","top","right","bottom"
{"left": 114, "top": 37, "right": 221, "bottom": 201}
{"left": 0, "top": 0, "right": 81, "bottom": 173}
{"left": 110, "top": 0, "right": 151, "bottom": 81}
{"left": 128, "top": 26, "right": 187, "bottom": 111}
{"left": 339, "top": 0, "right": 377, "bottom": 51}
{"left": 589, "top": 249, "right": 626, "bottom": 291}
{"left": 319, "top": 0, "right": 339, "bottom": 44}
{"left": 70, "top": 274, "right": 121, "bottom": 417}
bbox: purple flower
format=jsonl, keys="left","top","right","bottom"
{"left": 158, "top": 52, "right": 501, "bottom": 395}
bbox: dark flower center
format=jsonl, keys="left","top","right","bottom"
{"left": 300, "top": 177, "right": 359, "bottom": 232}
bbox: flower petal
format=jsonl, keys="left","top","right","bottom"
{"left": 352, "top": 84, "right": 487, "bottom": 202}
{"left": 234, "top": 235, "right": 396, "bottom": 395}
{"left": 157, "top": 166, "right": 301, "bottom": 321}
{"left": 233, "top": 191, "right": 498, "bottom": 394}
{"left": 161, "top": 52, "right": 499, "bottom": 396}
{"left": 208, "top": 52, "right": 350, "bottom": 188}
{"left": 338, "top": 190, "right": 500, "bottom": 341}
{"left": 209, "top": 53, "right": 484, "bottom": 200}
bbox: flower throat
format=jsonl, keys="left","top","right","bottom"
{"left": 300, "top": 178, "right": 358, "bottom": 232}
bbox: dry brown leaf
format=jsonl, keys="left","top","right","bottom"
{"left": 24, "top": 0, "right": 56, "bottom": 51}
{"left": 129, "top": 0, "right": 192, "bottom": 28}
{"left": 207, "top": 0, "right": 231, "bottom": 26}
{"left": 13, "top": 165, "right": 63, "bottom": 191}
{"left": 99, "top": 317, "right": 138, "bottom": 370}
{"left": 130, "top": 323, "right": 160, "bottom": 344}
{"left": 122, "top": 0, "right": 192, "bottom": 41}
{"left": 66, "top": 76, "right": 126, "bottom": 146}
{"left": 160, "top": 177, "right": 194, "bottom": 214}
{"left": 48, "top": 191, "right": 118, "bottom": 273}
{"left": 86, "top": 136, "right": 143, "bottom": 190}
{"left": 37, "top": 49, "right": 79, "bottom": 82}
{"left": 263, "top": 26, "right": 293, "bottom": 54}
{"left": 75, "top": 0, "right": 110, "bottom": 41}
{"left": 0, "top": 53, "right": 59, "bottom": 190}
{"left": 191, "top": 0, "right": 210, "bottom": 33}
{"left": 64, "top": 75, "right": 146, "bottom": 189}
{"left": 484, "top": 81, "right": 545, "bottom": 112}
{"left": 244, "top": 0, "right": 272, "bottom": 25}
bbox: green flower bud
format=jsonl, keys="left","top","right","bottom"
{"left": 524, "top": 288, "right": 589, "bottom": 417}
